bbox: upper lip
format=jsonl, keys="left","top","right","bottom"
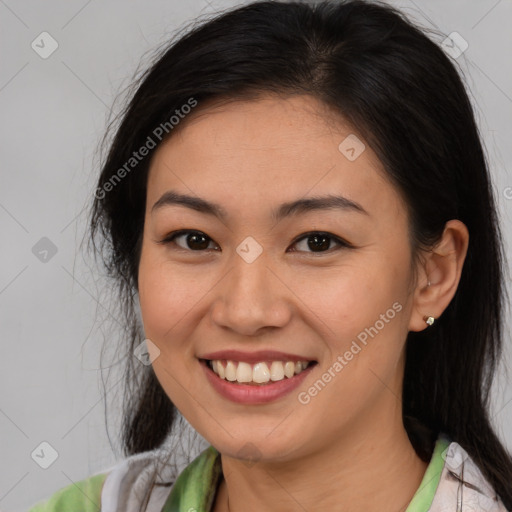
{"left": 199, "top": 350, "right": 316, "bottom": 364}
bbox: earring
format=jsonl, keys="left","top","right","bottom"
{"left": 424, "top": 315, "right": 435, "bottom": 326}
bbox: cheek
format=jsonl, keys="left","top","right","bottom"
{"left": 137, "top": 251, "right": 198, "bottom": 407}
{"left": 137, "top": 245, "right": 216, "bottom": 393}
{"left": 138, "top": 246, "right": 200, "bottom": 338}
{"left": 296, "top": 262, "right": 389, "bottom": 337}
{"left": 138, "top": 260, "right": 173, "bottom": 336}
{"left": 306, "top": 259, "right": 409, "bottom": 373}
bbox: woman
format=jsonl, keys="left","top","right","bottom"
{"left": 28, "top": 0, "right": 512, "bottom": 511}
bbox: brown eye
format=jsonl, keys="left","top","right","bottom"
{"left": 159, "top": 230, "right": 218, "bottom": 251}
{"left": 158, "top": 229, "right": 351, "bottom": 255}
{"left": 289, "top": 232, "right": 351, "bottom": 254}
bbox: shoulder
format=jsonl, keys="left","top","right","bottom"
{"left": 431, "top": 436, "right": 509, "bottom": 511}
{"left": 26, "top": 444, "right": 194, "bottom": 512}
{"left": 27, "top": 471, "right": 109, "bottom": 512}
{"left": 98, "top": 445, "right": 183, "bottom": 512}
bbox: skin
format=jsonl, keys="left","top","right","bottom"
{"left": 137, "top": 93, "right": 469, "bottom": 512}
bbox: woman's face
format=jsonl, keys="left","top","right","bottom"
{"left": 138, "top": 94, "right": 421, "bottom": 462}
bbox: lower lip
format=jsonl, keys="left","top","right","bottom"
{"left": 200, "top": 359, "right": 316, "bottom": 404}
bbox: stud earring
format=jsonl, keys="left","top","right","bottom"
{"left": 424, "top": 316, "right": 435, "bottom": 326}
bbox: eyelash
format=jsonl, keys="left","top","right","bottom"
{"left": 157, "top": 229, "right": 353, "bottom": 255}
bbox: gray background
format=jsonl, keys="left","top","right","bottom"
{"left": 1, "top": 1, "right": 511, "bottom": 511}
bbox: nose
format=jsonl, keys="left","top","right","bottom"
{"left": 209, "top": 252, "right": 292, "bottom": 336}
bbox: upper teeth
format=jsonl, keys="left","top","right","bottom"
{"left": 209, "top": 360, "right": 311, "bottom": 384}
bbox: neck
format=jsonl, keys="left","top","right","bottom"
{"left": 213, "top": 414, "right": 429, "bottom": 512}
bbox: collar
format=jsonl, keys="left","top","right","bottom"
{"left": 159, "top": 432, "right": 508, "bottom": 511}
{"left": 162, "top": 445, "right": 222, "bottom": 512}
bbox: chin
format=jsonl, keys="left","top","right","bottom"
{"left": 204, "top": 427, "right": 309, "bottom": 465}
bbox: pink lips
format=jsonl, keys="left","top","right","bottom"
{"left": 199, "top": 349, "right": 315, "bottom": 364}
{"left": 199, "top": 353, "right": 317, "bottom": 404}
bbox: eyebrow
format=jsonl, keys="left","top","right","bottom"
{"left": 151, "top": 190, "right": 369, "bottom": 222}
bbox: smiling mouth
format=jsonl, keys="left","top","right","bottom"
{"left": 200, "top": 358, "right": 318, "bottom": 386}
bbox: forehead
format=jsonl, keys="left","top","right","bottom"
{"left": 153, "top": 93, "right": 375, "bottom": 165}
{"left": 146, "top": 94, "right": 404, "bottom": 224}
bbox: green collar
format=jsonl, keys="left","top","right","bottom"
{"left": 405, "top": 434, "right": 451, "bottom": 511}
{"left": 162, "top": 445, "right": 222, "bottom": 512}
{"left": 162, "top": 435, "right": 450, "bottom": 512}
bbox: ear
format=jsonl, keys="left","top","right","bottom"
{"left": 408, "top": 219, "right": 469, "bottom": 332}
